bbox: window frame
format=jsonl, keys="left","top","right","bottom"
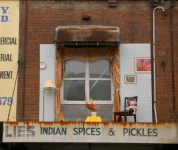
{"left": 60, "top": 60, "right": 114, "bottom": 104}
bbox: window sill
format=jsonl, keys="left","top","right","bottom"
{"left": 61, "top": 101, "right": 113, "bottom": 105}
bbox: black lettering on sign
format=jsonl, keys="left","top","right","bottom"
{"left": 148, "top": 128, "right": 152, "bottom": 136}
{"left": 5, "top": 126, "right": 12, "bottom": 137}
{"left": 26, "top": 126, "right": 35, "bottom": 137}
{"left": 123, "top": 128, "right": 128, "bottom": 136}
{"left": 153, "top": 129, "right": 158, "bottom": 137}
{"left": 137, "top": 128, "right": 142, "bottom": 136}
{"left": 41, "top": 127, "right": 67, "bottom": 135}
{"left": 73, "top": 127, "right": 78, "bottom": 135}
{"left": 123, "top": 128, "right": 158, "bottom": 137}
{"left": 0, "top": 71, "right": 13, "bottom": 79}
{"left": 96, "top": 128, "right": 101, "bottom": 135}
{"left": 91, "top": 128, "right": 95, "bottom": 135}
{"left": 0, "top": 54, "right": 12, "bottom": 61}
{"left": 79, "top": 128, "right": 83, "bottom": 135}
{"left": 5, "top": 126, "right": 36, "bottom": 138}
{"left": 55, "top": 127, "right": 61, "bottom": 135}
{"left": 73, "top": 127, "right": 101, "bottom": 136}
{"left": 86, "top": 128, "right": 90, "bottom": 135}
{"left": 0, "top": 37, "right": 17, "bottom": 45}
{"left": 13, "top": 126, "right": 16, "bottom": 138}
{"left": 131, "top": 128, "right": 136, "bottom": 136}
{"left": 142, "top": 128, "right": 147, "bottom": 136}
{"left": 17, "top": 126, "right": 25, "bottom": 137}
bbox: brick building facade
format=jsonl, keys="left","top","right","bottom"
{"left": 0, "top": 0, "right": 178, "bottom": 149}
{"left": 17, "top": 0, "right": 178, "bottom": 122}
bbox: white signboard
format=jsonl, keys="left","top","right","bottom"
{"left": 3, "top": 122, "right": 178, "bottom": 143}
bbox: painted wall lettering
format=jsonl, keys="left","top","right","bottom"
{"left": 0, "top": 54, "right": 12, "bottom": 61}
{"left": 73, "top": 127, "right": 101, "bottom": 135}
{"left": 0, "top": 7, "right": 10, "bottom": 22}
{"left": 0, "top": 71, "right": 13, "bottom": 79}
{"left": 17, "top": 126, "right": 25, "bottom": 137}
{"left": 0, "top": 97, "right": 13, "bottom": 106}
{"left": 27, "top": 126, "right": 35, "bottom": 137}
{"left": 0, "top": 37, "right": 17, "bottom": 45}
{"left": 5, "top": 126, "right": 35, "bottom": 138}
{"left": 5, "top": 126, "right": 12, "bottom": 137}
{"left": 0, "top": 2, "right": 19, "bottom": 121}
{"left": 123, "top": 128, "right": 158, "bottom": 137}
{"left": 41, "top": 127, "right": 67, "bottom": 135}
{"left": 3, "top": 122, "right": 177, "bottom": 143}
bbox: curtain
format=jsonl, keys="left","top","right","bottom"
{"left": 55, "top": 46, "right": 122, "bottom": 122}
{"left": 110, "top": 48, "right": 122, "bottom": 122}
{"left": 62, "top": 47, "right": 114, "bottom": 61}
{"left": 55, "top": 48, "right": 65, "bottom": 121}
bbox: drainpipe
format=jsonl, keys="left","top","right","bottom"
{"left": 153, "top": 6, "right": 166, "bottom": 123}
{"left": 22, "top": 0, "right": 28, "bottom": 121}
{"left": 170, "top": 8, "right": 178, "bottom": 117}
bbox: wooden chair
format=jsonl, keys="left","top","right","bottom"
{"left": 113, "top": 96, "right": 138, "bottom": 122}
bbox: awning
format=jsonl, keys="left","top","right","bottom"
{"left": 55, "top": 25, "right": 120, "bottom": 46}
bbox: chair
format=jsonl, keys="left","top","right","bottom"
{"left": 113, "top": 96, "right": 138, "bottom": 122}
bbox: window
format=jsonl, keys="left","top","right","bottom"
{"left": 61, "top": 59, "right": 113, "bottom": 104}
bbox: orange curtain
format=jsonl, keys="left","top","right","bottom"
{"left": 55, "top": 46, "right": 121, "bottom": 122}
{"left": 110, "top": 48, "right": 122, "bottom": 121}
{"left": 55, "top": 48, "right": 65, "bottom": 121}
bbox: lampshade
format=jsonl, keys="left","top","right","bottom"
{"left": 43, "top": 80, "right": 56, "bottom": 90}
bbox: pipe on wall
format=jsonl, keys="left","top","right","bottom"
{"left": 170, "top": 9, "right": 178, "bottom": 117}
{"left": 22, "top": 0, "right": 28, "bottom": 121}
{"left": 153, "top": 6, "right": 166, "bottom": 123}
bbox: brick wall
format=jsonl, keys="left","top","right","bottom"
{"left": 17, "top": 0, "right": 178, "bottom": 122}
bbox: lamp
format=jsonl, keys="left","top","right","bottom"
{"left": 43, "top": 79, "right": 56, "bottom": 90}
{"left": 43, "top": 80, "right": 56, "bottom": 121}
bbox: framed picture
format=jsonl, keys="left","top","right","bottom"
{"left": 134, "top": 57, "right": 151, "bottom": 73}
{"left": 124, "top": 75, "right": 137, "bottom": 84}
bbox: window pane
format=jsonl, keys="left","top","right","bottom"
{"left": 89, "top": 59, "right": 111, "bottom": 78}
{"left": 64, "top": 80, "right": 85, "bottom": 101}
{"left": 64, "top": 60, "right": 85, "bottom": 78}
{"left": 89, "top": 80, "right": 111, "bottom": 101}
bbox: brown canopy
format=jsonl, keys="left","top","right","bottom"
{"left": 55, "top": 25, "right": 120, "bottom": 46}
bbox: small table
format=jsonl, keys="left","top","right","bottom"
{"left": 113, "top": 111, "right": 136, "bottom": 122}
{"left": 85, "top": 116, "right": 102, "bottom": 122}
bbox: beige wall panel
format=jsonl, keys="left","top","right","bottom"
{"left": 0, "top": 1, "right": 19, "bottom": 121}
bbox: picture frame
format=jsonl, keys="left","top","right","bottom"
{"left": 124, "top": 75, "right": 137, "bottom": 84}
{"left": 134, "top": 57, "right": 151, "bottom": 73}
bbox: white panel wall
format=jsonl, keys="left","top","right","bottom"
{"left": 120, "top": 44, "right": 152, "bottom": 122}
{"left": 40, "top": 44, "right": 152, "bottom": 122}
{"left": 40, "top": 44, "right": 55, "bottom": 121}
